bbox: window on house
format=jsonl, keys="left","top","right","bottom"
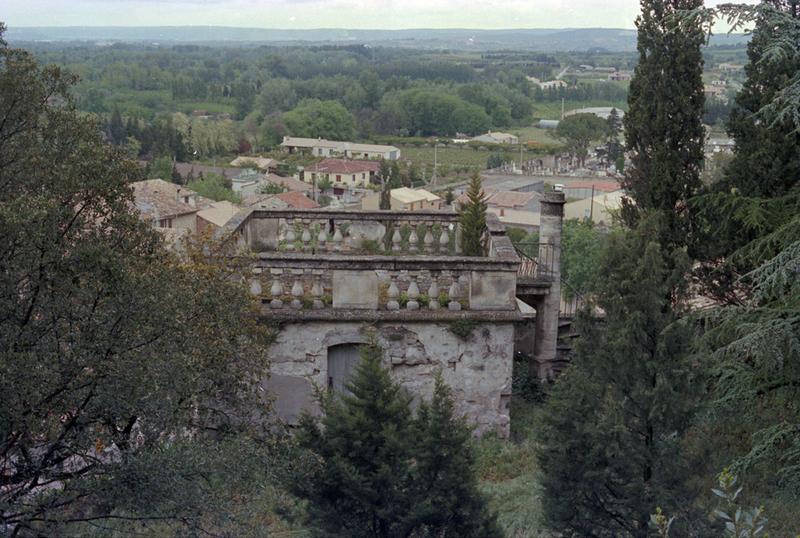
{"left": 336, "top": 175, "right": 342, "bottom": 182}
{"left": 159, "top": 218, "right": 173, "bottom": 228}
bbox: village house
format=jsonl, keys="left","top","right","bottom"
{"left": 229, "top": 155, "right": 281, "bottom": 172}
{"left": 471, "top": 131, "right": 519, "bottom": 145}
{"left": 361, "top": 187, "right": 444, "bottom": 211}
{"left": 563, "top": 189, "right": 624, "bottom": 226}
{"left": 196, "top": 200, "right": 242, "bottom": 233}
{"left": 242, "top": 190, "right": 321, "bottom": 210}
{"left": 131, "top": 179, "right": 210, "bottom": 232}
{"left": 608, "top": 71, "right": 632, "bottom": 81}
{"left": 561, "top": 180, "right": 621, "bottom": 200}
{"left": 302, "top": 158, "right": 379, "bottom": 189}
{"left": 457, "top": 189, "right": 542, "bottom": 232}
{"left": 281, "top": 136, "right": 401, "bottom": 160}
{"left": 539, "top": 80, "right": 568, "bottom": 90}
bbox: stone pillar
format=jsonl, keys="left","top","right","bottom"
{"left": 531, "top": 191, "right": 565, "bottom": 380}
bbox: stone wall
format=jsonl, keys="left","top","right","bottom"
{"left": 264, "top": 320, "right": 515, "bottom": 437}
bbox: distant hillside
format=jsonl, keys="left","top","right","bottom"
{"left": 5, "top": 26, "right": 750, "bottom": 52}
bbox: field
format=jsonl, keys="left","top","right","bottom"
{"left": 399, "top": 146, "right": 525, "bottom": 175}
{"left": 511, "top": 126, "right": 560, "bottom": 145}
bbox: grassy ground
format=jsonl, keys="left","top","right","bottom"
{"left": 511, "top": 126, "right": 560, "bottom": 145}
{"left": 475, "top": 388, "right": 552, "bottom": 537}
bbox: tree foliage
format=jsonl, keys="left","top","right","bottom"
{"left": 293, "top": 342, "right": 498, "bottom": 537}
{"left": 622, "top": 0, "right": 706, "bottom": 246}
{"left": 537, "top": 216, "right": 697, "bottom": 537}
{"left": 553, "top": 112, "right": 607, "bottom": 167}
{"left": 459, "top": 173, "right": 488, "bottom": 256}
{"left": 0, "top": 29, "right": 274, "bottom": 535}
{"left": 282, "top": 98, "right": 356, "bottom": 140}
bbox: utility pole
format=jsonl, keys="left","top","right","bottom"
{"left": 561, "top": 97, "right": 565, "bottom": 120}
{"left": 431, "top": 142, "right": 438, "bottom": 186}
{"left": 588, "top": 183, "right": 595, "bottom": 223}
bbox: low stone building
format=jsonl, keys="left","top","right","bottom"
{"left": 223, "top": 197, "right": 566, "bottom": 437}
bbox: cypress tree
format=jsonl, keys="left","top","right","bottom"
{"left": 537, "top": 216, "right": 698, "bottom": 537}
{"left": 621, "top": 0, "right": 705, "bottom": 246}
{"left": 722, "top": 1, "right": 800, "bottom": 198}
{"left": 459, "top": 172, "right": 488, "bottom": 256}
{"left": 294, "top": 342, "right": 414, "bottom": 537}
{"left": 109, "top": 107, "right": 125, "bottom": 145}
{"left": 408, "top": 374, "right": 502, "bottom": 538}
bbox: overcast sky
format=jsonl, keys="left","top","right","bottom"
{"left": 4, "top": 0, "right": 750, "bottom": 30}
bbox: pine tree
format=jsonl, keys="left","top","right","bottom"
{"left": 537, "top": 216, "right": 698, "bottom": 537}
{"left": 407, "top": 374, "right": 502, "bottom": 538}
{"left": 293, "top": 343, "right": 415, "bottom": 537}
{"left": 622, "top": 0, "right": 705, "bottom": 246}
{"left": 293, "top": 345, "right": 497, "bottom": 537}
{"left": 722, "top": 1, "right": 800, "bottom": 198}
{"left": 459, "top": 172, "right": 488, "bottom": 256}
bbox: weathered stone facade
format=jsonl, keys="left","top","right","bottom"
{"left": 223, "top": 205, "right": 564, "bottom": 438}
{"left": 265, "top": 321, "right": 515, "bottom": 437}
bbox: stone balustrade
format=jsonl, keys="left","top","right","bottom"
{"left": 226, "top": 208, "right": 522, "bottom": 321}
{"left": 225, "top": 208, "right": 472, "bottom": 256}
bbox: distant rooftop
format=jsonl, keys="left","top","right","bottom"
{"left": 306, "top": 158, "right": 381, "bottom": 174}
{"left": 131, "top": 179, "right": 207, "bottom": 221}
{"left": 281, "top": 137, "right": 399, "bottom": 154}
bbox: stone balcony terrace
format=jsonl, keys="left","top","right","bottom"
{"left": 222, "top": 208, "right": 555, "bottom": 322}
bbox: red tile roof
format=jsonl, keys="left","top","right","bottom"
{"left": 274, "top": 191, "right": 321, "bottom": 209}
{"left": 562, "top": 181, "right": 620, "bottom": 192}
{"left": 306, "top": 158, "right": 380, "bottom": 175}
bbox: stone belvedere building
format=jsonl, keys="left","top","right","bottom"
{"left": 223, "top": 193, "right": 565, "bottom": 437}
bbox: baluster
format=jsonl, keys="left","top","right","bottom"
{"left": 290, "top": 280, "right": 304, "bottom": 309}
{"left": 311, "top": 278, "right": 324, "bottom": 309}
{"left": 332, "top": 225, "right": 343, "bottom": 251}
{"left": 406, "top": 278, "right": 420, "bottom": 310}
{"left": 386, "top": 278, "right": 400, "bottom": 311}
{"left": 423, "top": 224, "right": 435, "bottom": 253}
{"left": 454, "top": 223, "right": 462, "bottom": 254}
{"left": 428, "top": 278, "right": 440, "bottom": 310}
{"left": 270, "top": 279, "right": 284, "bottom": 309}
{"left": 317, "top": 223, "right": 327, "bottom": 251}
{"left": 408, "top": 225, "right": 419, "bottom": 253}
{"left": 301, "top": 223, "right": 311, "bottom": 251}
{"left": 285, "top": 219, "right": 296, "bottom": 251}
{"left": 391, "top": 227, "right": 402, "bottom": 252}
{"left": 448, "top": 279, "right": 461, "bottom": 311}
{"left": 439, "top": 226, "right": 450, "bottom": 254}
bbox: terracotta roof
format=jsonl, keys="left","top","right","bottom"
{"left": 131, "top": 179, "right": 199, "bottom": 220}
{"left": 562, "top": 181, "right": 621, "bottom": 193}
{"left": 306, "top": 158, "right": 380, "bottom": 175}
{"left": 485, "top": 190, "right": 538, "bottom": 209}
{"left": 281, "top": 137, "right": 399, "bottom": 154}
{"left": 274, "top": 191, "right": 321, "bottom": 209}
{"left": 264, "top": 173, "right": 311, "bottom": 193}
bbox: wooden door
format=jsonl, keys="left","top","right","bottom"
{"left": 327, "top": 344, "right": 360, "bottom": 394}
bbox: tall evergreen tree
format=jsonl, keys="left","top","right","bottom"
{"left": 293, "top": 344, "right": 497, "bottom": 537}
{"left": 722, "top": 0, "right": 800, "bottom": 198}
{"left": 408, "top": 374, "right": 502, "bottom": 538}
{"left": 294, "top": 343, "right": 415, "bottom": 537}
{"left": 459, "top": 173, "right": 488, "bottom": 256}
{"left": 537, "top": 216, "right": 698, "bottom": 537}
{"left": 622, "top": 0, "right": 706, "bottom": 246}
{"left": 109, "top": 107, "right": 125, "bottom": 145}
